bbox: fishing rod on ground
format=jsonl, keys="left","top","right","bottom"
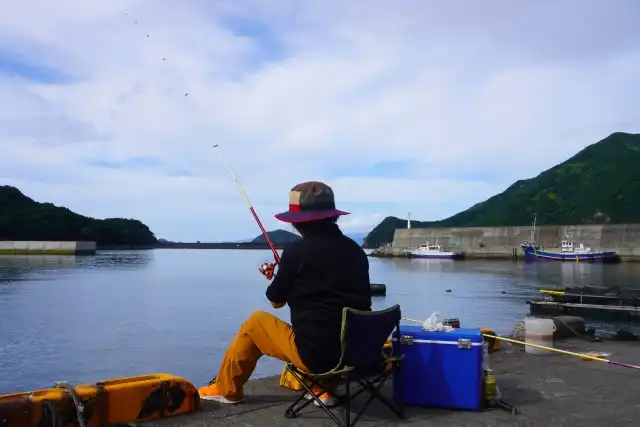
{"left": 402, "top": 317, "right": 640, "bottom": 370}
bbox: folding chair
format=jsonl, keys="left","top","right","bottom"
{"left": 283, "top": 304, "right": 404, "bottom": 427}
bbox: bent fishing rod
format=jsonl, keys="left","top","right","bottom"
{"left": 213, "top": 144, "right": 281, "bottom": 266}
{"left": 119, "top": 8, "right": 281, "bottom": 270}
{"left": 402, "top": 317, "right": 640, "bottom": 370}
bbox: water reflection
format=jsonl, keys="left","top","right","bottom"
{"left": 0, "top": 255, "right": 78, "bottom": 283}
{"left": 520, "top": 261, "right": 640, "bottom": 292}
{"left": 387, "top": 257, "right": 457, "bottom": 273}
{"left": 77, "top": 250, "right": 154, "bottom": 270}
{"left": 0, "top": 254, "right": 78, "bottom": 268}
{"left": 386, "top": 258, "right": 640, "bottom": 292}
{"left": 0, "top": 251, "right": 153, "bottom": 286}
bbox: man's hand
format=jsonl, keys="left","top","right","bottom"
{"left": 258, "top": 261, "right": 276, "bottom": 280}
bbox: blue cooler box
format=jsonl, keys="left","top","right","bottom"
{"left": 392, "top": 325, "right": 484, "bottom": 410}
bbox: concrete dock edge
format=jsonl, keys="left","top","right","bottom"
{"left": 0, "top": 241, "right": 97, "bottom": 255}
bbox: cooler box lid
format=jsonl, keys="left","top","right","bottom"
{"left": 395, "top": 325, "right": 483, "bottom": 342}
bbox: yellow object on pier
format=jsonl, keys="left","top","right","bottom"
{"left": 0, "top": 373, "right": 201, "bottom": 427}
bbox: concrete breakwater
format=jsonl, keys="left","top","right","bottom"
{"left": 373, "top": 223, "right": 640, "bottom": 261}
{"left": 0, "top": 241, "right": 97, "bottom": 255}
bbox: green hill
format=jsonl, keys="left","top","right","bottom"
{"left": 252, "top": 229, "right": 301, "bottom": 244}
{"left": 364, "top": 132, "right": 640, "bottom": 247}
{"left": 0, "top": 185, "right": 158, "bottom": 247}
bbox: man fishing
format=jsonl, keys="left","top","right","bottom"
{"left": 198, "top": 181, "right": 372, "bottom": 405}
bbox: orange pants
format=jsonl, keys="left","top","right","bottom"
{"left": 214, "top": 310, "right": 311, "bottom": 400}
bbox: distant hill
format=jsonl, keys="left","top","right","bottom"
{"left": 365, "top": 217, "right": 431, "bottom": 248}
{"left": 0, "top": 185, "right": 157, "bottom": 247}
{"left": 252, "top": 229, "right": 301, "bottom": 244}
{"left": 247, "top": 230, "right": 365, "bottom": 246}
{"left": 365, "top": 132, "right": 640, "bottom": 247}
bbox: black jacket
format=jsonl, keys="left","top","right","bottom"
{"left": 266, "top": 225, "right": 372, "bottom": 373}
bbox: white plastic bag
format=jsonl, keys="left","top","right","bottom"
{"left": 421, "top": 312, "right": 454, "bottom": 332}
{"left": 423, "top": 312, "right": 441, "bottom": 330}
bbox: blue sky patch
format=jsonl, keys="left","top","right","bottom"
{"left": 222, "top": 17, "right": 287, "bottom": 66}
{"left": 0, "top": 49, "right": 71, "bottom": 84}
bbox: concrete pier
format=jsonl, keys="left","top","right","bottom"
{"left": 144, "top": 338, "right": 640, "bottom": 426}
{"left": 0, "top": 241, "right": 96, "bottom": 255}
{"left": 375, "top": 223, "right": 640, "bottom": 261}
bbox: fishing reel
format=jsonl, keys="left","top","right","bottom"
{"left": 258, "top": 261, "right": 276, "bottom": 280}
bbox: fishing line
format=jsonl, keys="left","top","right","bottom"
{"left": 119, "top": 7, "right": 281, "bottom": 267}
{"left": 402, "top": 317, "right": 640, "bottom": 370}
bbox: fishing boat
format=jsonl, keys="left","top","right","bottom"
{"left": 405, "top": 240, "right": 460, "bottom": 259}
{"left": 519, "top": 215, "right": 617, "bottom": 262}
{"left": 527, "top": 288, "right": 640, "bottom": 323}
{"left": 521, "top": 233, "right": 618, "bottom": 262}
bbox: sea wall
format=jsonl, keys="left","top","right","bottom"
{"left": 0, "top": 241, "right": 97, "bottom": 255}
{"left": 387, "top": 224, "right": 640, "bottom": 261}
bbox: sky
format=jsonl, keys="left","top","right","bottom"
{"left": 1, "top": 1, "right": 640, "bottom": 242}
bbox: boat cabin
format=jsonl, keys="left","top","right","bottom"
{"left": 416, "top": 241, "right": 443, "bottom": 252}
{"left": 560, "top": 233, "right": 590, "bottom": 253}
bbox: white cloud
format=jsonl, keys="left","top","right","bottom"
{"left": 1, "top": 1, "right": 639, "bottom": 241}
{"left": 338, "top": 213, "right": 387, "bottom": 233}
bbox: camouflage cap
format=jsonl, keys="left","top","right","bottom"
{"left": 274, "top": 181, "right": 350, "bottom": 223}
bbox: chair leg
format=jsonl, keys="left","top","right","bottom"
{"left": 283, "top": 367, "right": 344, "bottom": 427}
{"left": 344, "top": 378, "right": 351, "bottom": 427}
{"left": 359, "top": 378, "right": 405, "bottom": 418}
{"left": 349, "top": 381, "right": 378, "bottom": 427}
{"left": 393, "top": 361, "right": 405, "bottom": 416}
{"left": 341, "top": 370, "right": 402, "bottom": 427}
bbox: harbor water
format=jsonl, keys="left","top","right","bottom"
{"left": 1, "top": 249, "right": 639, "bottom": 394}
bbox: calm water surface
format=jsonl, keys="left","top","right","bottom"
{"left": 1, "top": 249, "right": 639, "bottom": 394}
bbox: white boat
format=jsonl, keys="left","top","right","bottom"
{"left": 405, "top": 240, "right": 459, "bottom": 259}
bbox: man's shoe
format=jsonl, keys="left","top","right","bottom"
{"left": 305, "top": 387, "right": 339, "bottom": 407}
{"left": 198, "top": 378, "right": 243, "bottom": 404}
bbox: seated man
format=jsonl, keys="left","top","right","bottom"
{"left": 198, "top": 181, "right": 372, "bottom": 404}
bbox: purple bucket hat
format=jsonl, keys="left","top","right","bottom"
{"left": 274, "top": 181, "right": 350, "bottom": 223}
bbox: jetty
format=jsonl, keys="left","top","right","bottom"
{"left": 145, "top": 338, "right": 640, "bottom": 427}
{"left": 371, "top": 223, "right": 640, "bottom": 262}
{"left": 0, "top": 241, "right": 96, "bottom": 255}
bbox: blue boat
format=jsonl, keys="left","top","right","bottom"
{"left": 520, "top": 233, "right": 618, "bottom": 262}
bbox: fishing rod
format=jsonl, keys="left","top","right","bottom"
{"left": 401, "top": 317, "right": 640, "bottom": 370}
{"left": 119, "top": 8, "right": 282, "bottom": 273}
{"left": 213, "top": 144, "right": 281, "bottom": 266}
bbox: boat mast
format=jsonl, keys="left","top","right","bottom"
{"left": 531, "top": 213, "right": 537, "bottom": 245}
{"left": 407, "top": 211, "right": 411, "bottom": 229}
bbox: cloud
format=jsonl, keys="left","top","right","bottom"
{"left": 1, "top": 1, "right": 640, "bottom": 241}
{"left": 338, "top": 213, "right": 387, "bottom": 234}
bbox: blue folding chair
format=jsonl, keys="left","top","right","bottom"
{"left": 283, "top": 304, "right": 404, "bottom": 427}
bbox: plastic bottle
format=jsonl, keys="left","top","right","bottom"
{"left": 482, "top": 342, "right": 491, "bottom": 370}
{"left": 484, "top": 369, "right": 497, "bottom": 407}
